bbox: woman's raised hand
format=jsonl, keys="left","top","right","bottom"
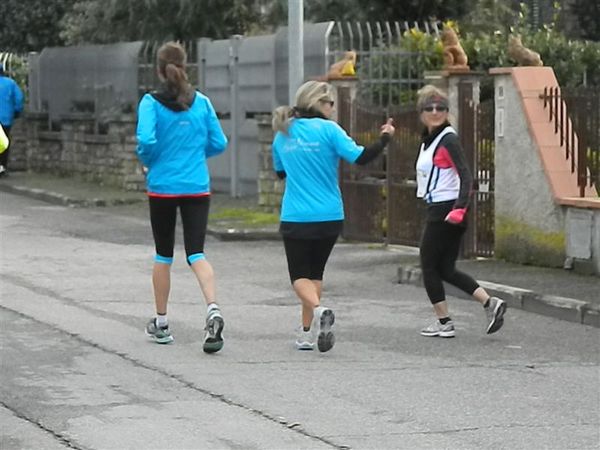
{"left": 380, "top": 118, "right": 395, "bottom": 136}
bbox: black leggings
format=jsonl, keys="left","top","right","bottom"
{"left": 283, "top": 236, "right": 338, "bottom": 283}
{"left": 419, "top": 221, "right": 479, "bottom": 304}
{"left": 149, "top": 196, "right": 210, "bottom": 264}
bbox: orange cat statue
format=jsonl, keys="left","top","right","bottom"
{"left": 508, "top": 35, "right": 543, "bottom": 67}
{"left": 441, "top": 25, "right": 469, "bottom": 70}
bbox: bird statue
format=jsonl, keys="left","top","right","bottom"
{"left": 327, "top": 51, "right": 357, "bottom": 78}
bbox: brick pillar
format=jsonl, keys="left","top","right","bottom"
{"left": 445, "top": 70, "right": 483, "bottom": 133}
{"left": 328, "top": 76, "right": 358, "bottom": 133}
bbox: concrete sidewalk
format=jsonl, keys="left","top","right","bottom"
{"left": 397, "top": 254, "right": 600, "bottom": 327}
{"left": 0, "top": 171, "right": 280, "bottom": 239}
{"left": 1, "top": 170, "right": 598, "bottom": 327}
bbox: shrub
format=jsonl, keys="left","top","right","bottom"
{"left": 356, "top": 4, "right": 600, "bottom": 107}
{"left": 357, "top": 27, "right": 443, "bottom": 106}
{"left": 462, "top": 2, "right": 600, "bottom": 87}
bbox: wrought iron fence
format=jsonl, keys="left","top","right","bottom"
{"left": 458, "top": 83, "right": 495, "bottom": 258}
{"left": 541, "top": 87, "right": 600, "bottom": 197}
{"left": 327, "top": 21, "right": 440, "bottom": 107}
{"left": 0, "top": 52, "right": 28, "bottom": 95}
{"left": 339, "top": 93, "right": 388, "bottom": 241}
{"left": 386, "top": 106, "right": 425, "bottom": 247}
{"left": 340, "top": 80, "right": 496, "bottom": 257}
{"left": 0, "top": 52, "right": 21, "bottom": 74}
{"left": 339, "top": 96, "right": 427, "bottom": 246}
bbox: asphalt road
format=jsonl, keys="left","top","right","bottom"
{"left": 1, "top": 191, "right": 599, "bottom": 450}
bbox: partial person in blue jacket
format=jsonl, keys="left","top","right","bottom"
{"left": 136, "top": 42, "right": 228, "bottom": 353}
{"left": 272, "top": 80, "right": 395, "bottom": 352}
{"left": 0, "top": 63, "right": 24, "bottom": 176}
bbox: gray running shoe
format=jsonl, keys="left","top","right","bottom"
{"left": 295, "top": 328, "right": 315, "bottom": 351}
{"left": 312, "top": 306, "right": 335, "bottom": 352}
{"left": 420, "top": 319, "right": 455, "bottom": 338}
{"left": 485, "top": 297, "right": 507, "bottom": 334}
{"left": 145, "top": 318, "right": 174, "bottom": 344}
{"left": 203, "top": 307, "right": 224, "bottom": 353}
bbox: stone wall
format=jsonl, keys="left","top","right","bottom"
{"left": 9, "top": 112, "right": 145, "bottom": 191}
{"left": 256, "top": 114, "right": 283, "bottom": 213}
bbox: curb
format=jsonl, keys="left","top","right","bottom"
{"left": 397, "top": 264, "right": 599, "bottom": 328}
{"left": 5, "top": 180, "right": 597, "bottom": 327}
{"left": 1, "top": 181, "right": 281, "bottom": 241}
{"left": 0, "top": 183, "right": 144, "bottom": 208}
{"left": 207, "top": 228, "right": 281, "bottom": 241}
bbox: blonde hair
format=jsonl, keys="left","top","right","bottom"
{"left": 416, "top": 84, "right": 448, "bottom": 111}
{"left": 272, "top": 80, "right": 334, "bottom": 133}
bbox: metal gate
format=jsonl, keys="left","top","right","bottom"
{"left": 386, "top": 106, "right": 427, "bottom": 246}
{"left": 458, "top": 81, "right": 495, "bottom": 258}
{"left": 339, "top": 93, "right": 426, "bottom": 246}
{"left": 339, "top": 80, "right": 496, "bottom": 257}
{"left": 338, "top": 92, "right": 387, "bottom": 241}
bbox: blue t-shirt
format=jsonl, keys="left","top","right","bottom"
{"left": 272, "top": 118, "right": 364, "bottom": 222}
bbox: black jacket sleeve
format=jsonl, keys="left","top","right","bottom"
{"left": 355, "top": 133, "right": 391, "bottom": 165}
{"left": 439, "top": 133, "right": 473, "bottom": 209}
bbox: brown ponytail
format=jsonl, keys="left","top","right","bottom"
{"left": 157, "top": 42, "right": 193, "bottom": 109}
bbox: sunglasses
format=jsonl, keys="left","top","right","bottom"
{"left": 423, "top": 105, "right": 448, "bottom": 112}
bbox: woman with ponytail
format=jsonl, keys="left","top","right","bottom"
{"left": 136, "top": 42, "right": 228, "bottom": 353}
{"left": 272, "top": 80, "right": 395, "bottom": 352}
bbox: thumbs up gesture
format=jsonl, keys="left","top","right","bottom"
{"left": 380, "top": 118, "right": 395, "bottom": 136}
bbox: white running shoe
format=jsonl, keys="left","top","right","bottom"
{"left": 203, "top": 307, "right": 224, "bottom": 353}
{"left": 485, "top": 297, "right": 507, "bottom": 334}
{"left": 420, "top": 319, "right": 455, "bottom": 338}
{"left": 312, "top": 306, "right": 335, "bottom": 352}
{"left": 295, "top": 328, "right": 315, "bottom": 351}
{"left": 145, "top": 318, "right": 174, "bottom": 344}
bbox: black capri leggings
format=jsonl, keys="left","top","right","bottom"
{"left": 419, "top": 221, "right": 480, "bottom": 304}
{"left": 283, "top": 236, "right": 338, "bottom": 283}
{"left": 149, "top": 195, "right": 210, "bottom": 263}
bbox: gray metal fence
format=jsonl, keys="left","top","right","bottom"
{"left": 1, "top": 52, "right": 29, "bottom": 100}
{"left": 196, "top": 22, "right": 333, "bottom": 195}
{"left": 138, "top": 40, "right": 198, "bottom": 98}
{"left": 31, "top": 42, "right": 144, "bottom": 130}
{"left": 0, "top": 52, "right": 22, "bottom": 75}
{"left": 25, "top": 21, "right": 438, "bottom": 195}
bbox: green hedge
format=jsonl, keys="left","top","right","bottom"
{"left": 358, "top": 13, "right": 600, "bottom": 105}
